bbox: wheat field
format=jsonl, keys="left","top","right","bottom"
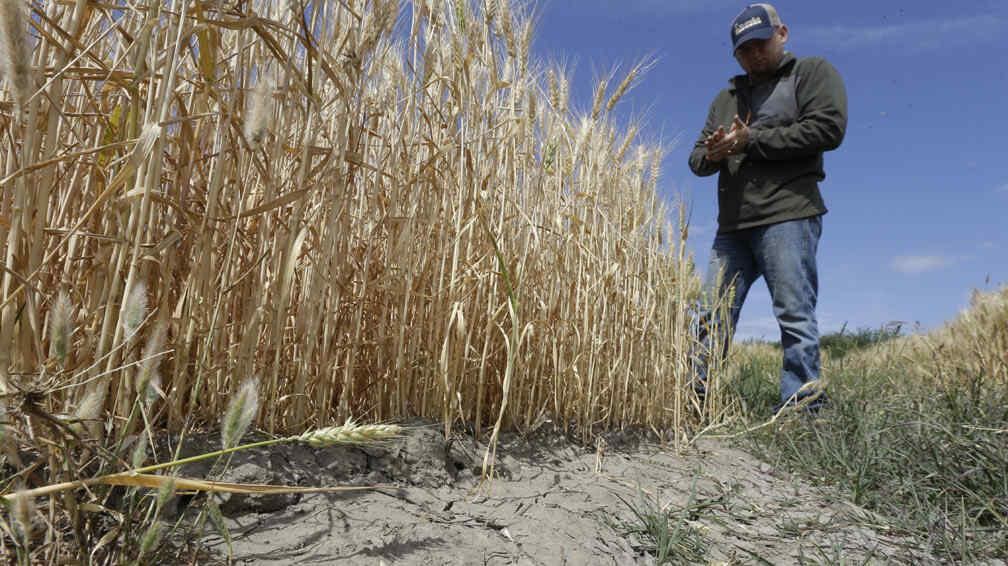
{"left": 0, "top": 0, "right": 715, "bottom": 457}
{"left": 0, "top": 1, "right": 722, "bottom": 560}
{"left": 3, "top": 2, "right": 1005, "bottom": 562}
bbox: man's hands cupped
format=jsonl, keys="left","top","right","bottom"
{"left": 705, "top": 115, "right": 750, "bottom": 162}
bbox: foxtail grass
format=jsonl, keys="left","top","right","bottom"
{"left": 46, "top": 292, "right": 74, "bottom": 367}
{"left": 0, "top": 0, "right": 32, "bottom": 110}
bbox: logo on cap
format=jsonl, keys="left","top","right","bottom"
{"left": 734, "top": 16, "right": 764, "bottom": 35}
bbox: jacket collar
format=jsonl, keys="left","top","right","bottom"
{"left": 730, "top": 52, "right": 796, "bottom": 90}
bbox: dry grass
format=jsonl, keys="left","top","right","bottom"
{"left": 845, "top": 285, "right": 1008, "bottom": 385}
{"left": 0, "top": 0, "right": 715, "bottom": 561}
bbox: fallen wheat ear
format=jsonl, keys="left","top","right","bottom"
{"left": 297, "top": 420, "right": 403, "bottom": 447}
{"left": 2, "top": 420, "right": 404, "bottom": 503}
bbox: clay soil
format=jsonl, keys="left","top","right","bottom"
{"left": 168, "top": 422, "right": 934, "bottom": 565}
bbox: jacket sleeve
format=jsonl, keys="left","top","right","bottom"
{"left": 746, "top": 58, "right": 847, "bottom": 160}
{"left": 688, "top": 94, "right": 724, "bottom": 177}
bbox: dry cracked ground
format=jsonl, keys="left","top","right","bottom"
{"left": 172, "top": 423, "right": 937, "bottom": 565}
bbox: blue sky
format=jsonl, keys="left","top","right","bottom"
{"left": 530, "top": 0, "right": 1008, "bottom": 339}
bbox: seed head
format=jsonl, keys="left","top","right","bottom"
{"left": 136, "top": 324, "right": 165, "bottom": 404}
{"left": 205, "top": 499, "right": 231, "bottom": 552}
{"left": 360, "top": 0, "right": 398, "bottom": 56}
{"left": 138, "top": 522, "right": 161, "bottom": 557}
{"left": 122, "top": 281, "right": 147, "bottom": 339}
{"left": 73, "top": 388, "right": 105, "bottom": 431}
{"left": 287, "top": 0, "right": 305, "bottom": 25}
{"left": 155, "top": 476, "right": 176, "bottom": 510}
{"left": 590, "top": 70, "right": 612, "bottom": 120}
{"left": 517, "top": 18, "right": 532, "bottom": 68}
{"left": 606, "top": 59, "right": 651, "bottom": 114}
{"left": 11, "top": 487, "right": 35, "bottom": 547}
{"left": 221, "top": 377, "right": 259, "bottom": 449}
{"left": 297, "top": 419, "right": 402, "bottom": 447}
{"left": 0, "top": 404, "right": 8, "bottom": 442}
{"left": 485, "top": 0, "right": 498, "bottom": 29}
{"left": 244, "top": 70, "right": 273, "bottom": 150}
{"left": 131, "top": 437, "right": 148, "bottom": 469}
{"left": 0, "top": 0, "right": 34, "bottom": 110}
{"left": 496, "top": 0, "right": 514, "bottom": 53}
{"left": 48, "top": 292, "right": 74, "bottom": 366}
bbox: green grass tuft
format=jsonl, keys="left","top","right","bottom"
{"left": 734, "top": 316, "right": 1008, "bottom": 562}
{"left": 608, "top": 488, "right": 710, "bottom": 564}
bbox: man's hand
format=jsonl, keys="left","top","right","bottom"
{"left": 705, "top": 115, "right": 750, "bottom": 162}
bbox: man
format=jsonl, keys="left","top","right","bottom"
{"left": 689, "top": 3, "right": 847, "bottom": 412}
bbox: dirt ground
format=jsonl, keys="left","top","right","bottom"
{"left": 175, "top": 422, "right": 935, "bottom": 565}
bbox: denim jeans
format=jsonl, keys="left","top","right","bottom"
{"left": 695, "top": 215, "right": 823, "bottom": 403}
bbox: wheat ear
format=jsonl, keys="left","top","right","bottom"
{"left": 297, "top": 420, "right": 402, "bottom": 447}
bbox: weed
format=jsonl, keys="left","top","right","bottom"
{"left": 608, "top": 486, "right": 712, "bottom": 564}
{"left": 819, "top": 325, "right": 902, "bottom": 361}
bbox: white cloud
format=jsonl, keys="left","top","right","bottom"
{"left": 805, "top": 14, "right": 1003, "bottom": 53}
{"left": 891, "top": 254, "right": 953, "bottom": 274}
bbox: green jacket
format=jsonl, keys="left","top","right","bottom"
{"left": 688, "top": 53, "right": 847, "bottom": 233}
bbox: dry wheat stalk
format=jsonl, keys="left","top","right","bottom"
{"left": 1, "top": 0, "right": 713, "bottom": 469}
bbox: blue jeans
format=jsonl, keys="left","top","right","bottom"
{"left": 695, "top": 215, "right": 823, "bottom": 403}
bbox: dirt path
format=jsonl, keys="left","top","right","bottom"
{"left": 181, "top": 425, "right": 931, "bottom": 565}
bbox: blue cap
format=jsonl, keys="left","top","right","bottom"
{"left": 731, "top": 4, "right": 782, "bottom": 53}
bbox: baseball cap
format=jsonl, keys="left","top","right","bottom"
{"left": 730, "top": 4, "right": 782, "bottom": 53}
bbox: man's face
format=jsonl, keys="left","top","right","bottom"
{"left": 734, "top": 25, "right": 788, "bottom": 77}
